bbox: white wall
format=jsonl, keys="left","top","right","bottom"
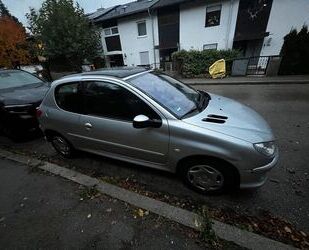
{"left": 179, "top": 0, "right": 239, "bottom": 51}
{"left": 260, "top": 0, "right": 309, "bottom": 56}
{"left": 118, "top": 13, "right": 156, "bottom": 67}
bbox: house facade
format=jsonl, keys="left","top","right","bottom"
{"left": 88, "top": 0, "right": 309, "bottom": 68}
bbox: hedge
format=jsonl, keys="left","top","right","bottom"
{"left": 172, "top": 49, "right": 239, "bottom": 78}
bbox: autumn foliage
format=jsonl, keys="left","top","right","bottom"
{"left": 0, "top": 16, "right": 30, "bottom": 68}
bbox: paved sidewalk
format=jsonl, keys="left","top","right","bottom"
{"left": 0, "top": 150, "right": 298, "bottom": 250}
{"left": 180, "top": 75, "right": 309, "bottom": 85}
{"left": 0, "top": 158, "right": 232, "bottom": 250}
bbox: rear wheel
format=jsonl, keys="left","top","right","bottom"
{"left": 50, "top": 134, "right": 75, "bottom": 158}
{"left": 179, "top": 158, "right": 238, "bottom": 195}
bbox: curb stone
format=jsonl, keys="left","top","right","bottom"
{"left": 0, "top": 149, "right": 297, "bottom": 250}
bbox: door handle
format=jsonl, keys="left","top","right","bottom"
{"left": 84, "top": 122, "right": 92, "bottom": 130}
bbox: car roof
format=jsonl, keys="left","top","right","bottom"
{"left": 62, "top": 67, "right": 149, "bottom": 80}
{"left": 0, "top": 69, "right": 22, "bottom": 73}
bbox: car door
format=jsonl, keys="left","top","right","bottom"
{"left": 49, "top": 81, "right": 84, "bottom": 147}
{"left": 78, "top": 80, "right": 169, "bottom": 165}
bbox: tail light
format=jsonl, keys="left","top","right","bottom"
{"left": 36, "top": 107, "right": 43, "bottom": 118}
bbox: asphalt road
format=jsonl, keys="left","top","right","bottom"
{"left": 0, "top": 158, "right": 217, "bottom": 250}
{"left": 0, "top": 83, "right": 308, "bottom": 232}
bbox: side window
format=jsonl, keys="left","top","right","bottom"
{"left": 205, "top": 5, "right": 221, "bottom": 27}
{"left": 83, "top": 81, "right": 160, "bottom": 121}
{"left": 137, "top": 21, "right": 147, "bottom": 36}
{"left": 203, "top": 43, "right": 218, "bottom": 51}
{"left": 55, "top": 82, "right": 82, "bottom": 113}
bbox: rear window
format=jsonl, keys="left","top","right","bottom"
{"left": 55, "top": 82, "right": 83, "bottom": 113}
{"left": 0, "top": 71, "right": 42, "bottom": 90}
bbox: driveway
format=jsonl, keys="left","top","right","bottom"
{"left": 0, "top": 83, "right": 308, "bottom": 232}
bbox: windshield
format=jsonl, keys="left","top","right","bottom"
{"left": 0, "top": 71, "right": 43, "bottom": 90}
{"left": 128, "top": 72, "right": 200, "bottom": 118}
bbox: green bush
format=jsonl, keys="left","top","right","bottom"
{"left": 172, "top": 49, "right": 239, "bottom": 78}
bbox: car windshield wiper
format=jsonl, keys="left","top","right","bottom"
{"left": 198, "top": 91, "right": 211, "bottom": 110}
{"left": 181, "top": 92, "right": 211, "bottom": 119}
{"left": 197, "top": 91, "right": 204, "bottom": 110}
{"left": 181, "top": 106, "right": 199, "bottom": 119}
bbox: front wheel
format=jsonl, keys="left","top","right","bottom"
{"left": 50, "top": 134, "right": 75, "bottom": 158}
{"left": 179, "top": 159, "right": 238, "bottom": 195}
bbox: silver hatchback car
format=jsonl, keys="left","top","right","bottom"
{"left": 38, "top": 67, "right": 278, "bottom": 194}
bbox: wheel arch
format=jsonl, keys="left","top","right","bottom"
{"left": 176, "top": 155, "right": 240, "bottom": 185}
{"left": 44, "top": 129, "right": 65, "bottom": 142}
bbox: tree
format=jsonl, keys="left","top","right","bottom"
{"left": 27, "top": 0, "right": 101, "bottom": 71}
{"left": 0, "top": 0, "right": 23, "bottom": 26}
{"left": 0, "top": 0, "right": 29, "bottom": 68}
{"left": 0, "top": 3, "right": 30, "bottom": 68}
{"left": 279, "top": 26, "right": 309, "bottom": 75}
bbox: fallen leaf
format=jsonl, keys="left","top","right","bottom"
{"left": 194, "top": 218, "right": 202, "bottom": 228}
{"left": 284, "top": 226, "right": 292, "bottom": 233}
{"left": 287, "top": 168, "right": 296, "bottom": 174}
{"left": 138, "top": 209, "right": 144, "bottom": 217}
{"left": 291, "top": 235, "right": 300, "bottom": 242}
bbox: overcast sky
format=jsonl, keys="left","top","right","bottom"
{"left": 2, "top": 0, "right": 132, "bottom": 26}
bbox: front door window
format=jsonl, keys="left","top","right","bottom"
{"left": 83, "top": 81, "right": 159, "bottom": 121}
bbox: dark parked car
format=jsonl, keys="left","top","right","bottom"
{"left": 0, "top": 69, "right": 49, "bottom": 139}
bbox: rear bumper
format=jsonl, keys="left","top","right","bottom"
{"left": 239, "top": 153, "right": 279, "bottom": 189}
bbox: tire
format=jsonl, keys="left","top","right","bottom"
{"left": 179, "top": 158, "right": 238, "bottom": 195}
{"left": 50, "top": 134, "right": 75, "bottom": 158}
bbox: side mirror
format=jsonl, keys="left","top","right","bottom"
{"left": 133, "top": 115, "right": 162, "bottom": 129}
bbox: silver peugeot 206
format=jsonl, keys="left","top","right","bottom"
{"left": 38, "top": 67, "right": 278, "bottom": 194}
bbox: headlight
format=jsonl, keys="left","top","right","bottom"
{"left": 254, "top": 141, "right": 276, "bottom": 157}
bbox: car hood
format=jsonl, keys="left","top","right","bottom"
{"left": 0, "top": 83, "right": 49, "bottom": 106}
{"left": 183, "top": 93, "right": 274, "bottom": 143}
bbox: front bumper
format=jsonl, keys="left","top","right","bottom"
{"left": 239, "top": 153, "right": 279, "bottom": 189}
{"left": 0, "top": 111, "right": 39, "bottom": 133}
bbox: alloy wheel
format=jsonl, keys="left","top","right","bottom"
{"left": 187, "top": 165, "right": 224, "bottom": 191}
{"left": 52, "top": 136, "right": 71, "bottom": 156}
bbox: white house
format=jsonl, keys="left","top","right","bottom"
{"left": 89, "top": 0, "right": 159, "bottom": 68}
{"left": 260, "top": 0, "right": 309, "bottom": 56}
{"left": 179, "top": 0, "right": 239, "bottom": 51}
{"left": 88, "top": 0, "right": 309, "bottom": 69}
